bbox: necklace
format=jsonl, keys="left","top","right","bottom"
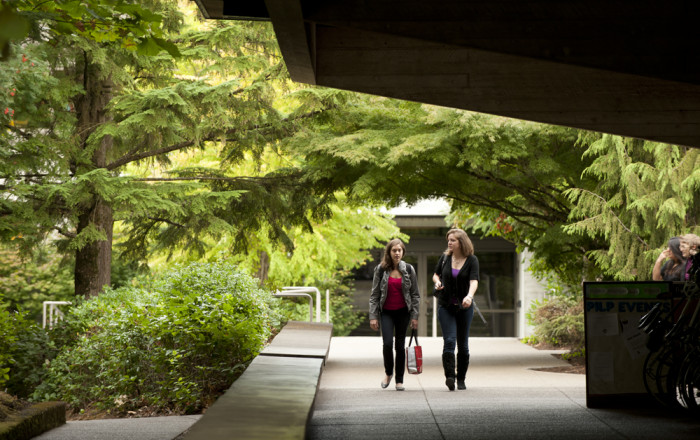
{"left": 452, "top": 255, "right": 465, "bottom": 266}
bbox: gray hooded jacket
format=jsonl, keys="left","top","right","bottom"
{"left": 369, "top": 260, "right": 421, "bottom": 321}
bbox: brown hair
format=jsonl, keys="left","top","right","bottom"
{"left": 380, "top": 238, "right": 406, "bottom": 270}
{"left": 444, "top": 228, "right": 474, "bottom": 257}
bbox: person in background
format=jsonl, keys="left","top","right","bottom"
{"left": 652, "top": 237, "right": 686, "bottom": 281}
{"left": 680, "top": 233, "right": 700, "bottom": 283}
{"left": 369, "top": 239, "right": 420, "bottom": 391}
{"left": 432, "top": 228, "right": 479, "bottom": 391}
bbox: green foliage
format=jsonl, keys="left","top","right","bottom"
{"left": 1, "top": 1, "right": 348, "bottom": 298}
{"left": 33, "top": 260, "right": 280, "bottom": 414}
{"left": 526, "top": 295, "right": 584, "bottom": 350}
{"left": 561, "top": 347, "right": 586, "bottom": 361}
{"left": 0, "top": 243, "right": 74, "bottom": 320}
{"left": 280, "top": 98, "right": 600, "bottom": 286}
{"left": 0, "top": 297, "right": 17, "bottom": 389}
{"left": 0, "top": 294, "right": 50, "bottom": 394}
{"left": 139, "top": 149, "right": 405, "bottom": 337}
{"left": 564, "top": 136, "right": 700, "bottom": 280}
{"left": 282, "top": 96, "right": 698, "bottom": 286}
{"left": 4, "top": 318, "right": 53, "bottom": 398}
{"left": 1, "top": 0, "right": 179, "bottom": 60}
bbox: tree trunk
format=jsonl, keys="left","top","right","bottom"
{"left": 75, "top": 200, "right": 113, "bottom": 298}
{"left": 73, "top": 57, "right": 114, "bottom": 298}
{"left": 256, "top": 250, "right": 270, "bottom": 285}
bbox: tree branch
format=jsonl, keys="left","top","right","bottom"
{"left": 54, "top": 226, "right": 76, "bottom": 239}
{"left": 107, "top": 139, "right": 197, "bottom": 170}
{"left": 106, "top": 108, "right": 331, "bottom": 171}
{"left": 575, "top": 189, "right": 649, "bottom": 249}
{"left": 146, "top": 217, "right": 185, "bottom": 228}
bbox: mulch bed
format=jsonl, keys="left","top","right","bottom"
{"left": 533, "top": 353, "right": 586, "bottom": 374}
{"left": 528, "top": 342, "right": 586, "bottom": 375}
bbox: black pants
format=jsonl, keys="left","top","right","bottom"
{"left": 380, "top": 307, "right": 410, "bottom": 383}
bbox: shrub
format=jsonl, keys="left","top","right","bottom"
{"left": 526, "top": 295, "right": 584, "bottom": 350}
{"left": 33, "top": 260, "right": 280, "bottom": 415}
{"left": 0, "top": 295, "right": 52, "bottom": 396}
{"left": 0, "top": 297, "right": 18, "bottom": 389}
{"left": 4, "top": 320, "right": 54, "bottom": 398}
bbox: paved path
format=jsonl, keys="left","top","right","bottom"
{"left": 32, "top": 414, "right": 201, "bottom": 440}
{"left": 308, "top": 337, "right": 700, "bottom": 440}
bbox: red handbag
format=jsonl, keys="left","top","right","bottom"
{"left": 406, "top": 329, "right": 422, "bottom": 374}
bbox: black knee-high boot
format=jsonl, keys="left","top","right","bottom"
{"left": 442, "top": 353, "right": 455, "bottom": 391}
{"left": 457, "top": 352, "right": 470, "bottom": 390}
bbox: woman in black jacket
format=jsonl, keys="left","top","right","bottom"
{"left": 432, "top": 228, "right": 479, "bottom": 391}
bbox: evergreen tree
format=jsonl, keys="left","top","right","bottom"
{"left": 564, "top": 135, "right": 700, "bottom": 279}
{"left": 0, "top": 1, "right": 339, "bottom": 297}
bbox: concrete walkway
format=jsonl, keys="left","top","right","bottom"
{"left": 32, "top": 414, "right": 202, "bottom": 440}
{"left": 308, "top": 337, "right": 700, "bottom": 440}
{"left": 32, "top": 336, "right": 700, "bottom": 440}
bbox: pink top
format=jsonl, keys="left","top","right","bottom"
{"left": 383, "top": 277, "right": 406, "bottom": 310}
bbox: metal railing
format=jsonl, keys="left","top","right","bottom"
{"left": 275, "top": 286, "right": 331, "bottom": 323}
{"left": 42, "top": 301, "right": 71, "bottom": 329}
{"left": 273, "top": 290, "right": 314, "bottom": 322}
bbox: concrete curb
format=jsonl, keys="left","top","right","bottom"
{"left": 0, "top": 401, "right": 65, "bottom": 440}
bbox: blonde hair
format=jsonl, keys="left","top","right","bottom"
{"left": 681, "top": 233, "right": 700, "bottom": 255}
{"left": 444, "top": 228, "right": 474, "bottom": 257}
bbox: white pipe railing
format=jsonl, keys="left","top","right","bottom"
{"left": 281, "top": 287, "right": 331, "bottom": 323}
{"left": 273, "top": 291, "right": 314, "bottom": 322}
{"left": 42, "top": 301, "right": 71, "bottom": 329}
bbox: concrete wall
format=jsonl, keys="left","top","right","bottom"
{"left": 516, "top": 249, "right": 548, "bottom": 338}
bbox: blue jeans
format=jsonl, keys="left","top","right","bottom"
{"left": 438, "top": 304, "right": 474, "bottom": 355}
{"left": 380, "top": 307, "right": 410, "bottom": 383}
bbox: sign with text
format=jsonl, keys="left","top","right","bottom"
{"left": 583, "top": 281, "right": 678, "bottom": 408}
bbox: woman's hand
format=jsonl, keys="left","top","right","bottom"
{"left": 410, "top": 319, "right": 418, "bottom": 330}
{"left": 434, "top": 279, "right": 444, "bottom": 291}
{"left": 657, "top": 249, "right": 672, "bottom": 261}
{"left": 370, "top": 319, "right": 379, "bottom": 331}
{"left": 462, "top": 296, "right": 473, "bottom": 309}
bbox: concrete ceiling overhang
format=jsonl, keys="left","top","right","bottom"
{"left": 194, "top": 0, "right": 700, "bottom": 148}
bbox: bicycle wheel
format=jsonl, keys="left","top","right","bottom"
{"left": 678, "top": 353, "right": 700, "bottom": 412}
{"left": 655, "top": 345, "right": 685, "bottom": 409}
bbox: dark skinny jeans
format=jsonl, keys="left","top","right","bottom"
{"left": 438, "top": 304, "right": 474, "bottom": 356}
{"left": 380, "top": 307, "right": 410, "bottom": 383}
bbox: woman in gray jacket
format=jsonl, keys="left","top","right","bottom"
{"left": 369, "top": 238, "right": 420, "bottom": 391}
